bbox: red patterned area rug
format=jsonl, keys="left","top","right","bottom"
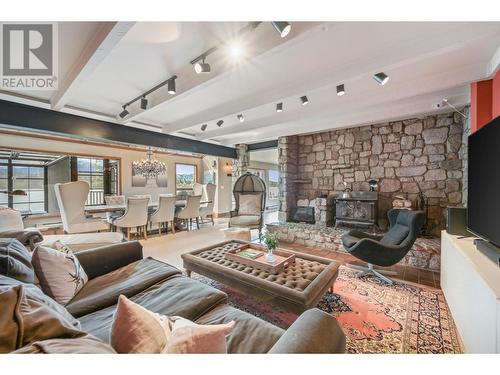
{"left": 194, "top": 266, "right": 462, "bottom": 354}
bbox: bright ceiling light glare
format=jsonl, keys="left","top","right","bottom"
{"left": 271, "top": 22, "right": 291, "bottom": 38}
{"left": 227, "top": 41, "right": 245, "bottom": 62}
{"left": 276, "top": 102, "right": 283, "bottom": 112}
{"left": 336, "top": 84, "right": 345, "bottom": 96}
{"left": 140, "top": 96, "right": 148, "bottom": 110}
{"left": 300, "top": 95, "right": 309, "bottom": 105}
{"left": 216, "top": 120, "right": 224, "bottom": 127}
{"left": 237, "top": 114, "right": 244, "bottom": 122}
{"left": 201, "top": 124, "right": 207, "bottom": 131}
{"left": 167, "top": 78, "right": 176, "bottom": 95}
{"left": 119, "top": 106, "right": 129, "bottom": 119}
{"left": 194, "top": 60, "right": 211, "bottom": 74}
{"left": 373, "top": 72, "right": 389, "bottom": 85}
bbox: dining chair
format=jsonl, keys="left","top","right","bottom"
{"left": 112, "top": 197, "right": 150, "bottom": 240}
{"left": 193, "top": 183, "right": 204, "bottom": 197}
{"left": 199, "top": 183, "right": 216, "bottom": 225}
{"left": 149, "top": 195, "right": 176, "bottom": 235}
{"left": 54, "top": 181, "right": 109, "bottom": 234}
{"left": 104, "top": 195, "right": 126, "bottom": 230}
{"left": 176, "top": 195, "right": 202, "bottom": 231}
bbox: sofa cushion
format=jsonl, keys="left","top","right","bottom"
{"left": 194, "top": 304, "right": 284, "bottom": 354}
{"left": 0, "top": 238, "right": 35, "bottom": 283}
{"left": 0, "top": 284, "right": 84, "bottom": 353}
{"left": 11, "top": 335, "right": 116, "bottom": 354}
{"left": 229, "top": 215, "right": 260, "bottom": 227}
{"left": 41, "top": 232, "right": 124, "bottom": 253}
{"left": 79, "top": 274, "right": 227, "bottom": 343}
{"left": 0, "top": 229, "right": 43, "bottom": 248}
{"left": 66, "top": 257, "right": 181, "bottom": 317}
{"left": 0, "top": 275, "right": 81, "bottom": 330}
{"left": 31, "top": 245, "right": 88, "bottom": 306}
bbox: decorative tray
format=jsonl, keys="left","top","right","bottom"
{"left": 225, "top": 243, "right": 295, "bottom": 274}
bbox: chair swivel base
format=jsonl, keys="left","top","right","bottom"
{"left": 346, "top": 263, "right": 398, "bottom": 285}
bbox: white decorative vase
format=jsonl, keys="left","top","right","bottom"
{"left": 266, "top": 248, "right": 277, "bottom": 264}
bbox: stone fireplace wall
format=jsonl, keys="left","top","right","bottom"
{"left": 278, "top": 109, "right": 468, "bottom": 235}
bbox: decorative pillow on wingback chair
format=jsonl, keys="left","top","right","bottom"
{"left": 31, "top": 244, "right": 88, "bottom": 306}
{"left": 238, "top": 193, "right": 262, "bottom": 216}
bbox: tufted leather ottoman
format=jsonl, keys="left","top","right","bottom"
{"left": 182, "top": 241, "right": 340, "bottom": 314}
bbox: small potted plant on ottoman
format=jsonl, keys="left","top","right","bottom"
{"left": 262, "top": 231, "right": 280, "bottom": 264}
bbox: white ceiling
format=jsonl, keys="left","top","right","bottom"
{"left": 1, "top": 21, "right": 500, "bottom": 147}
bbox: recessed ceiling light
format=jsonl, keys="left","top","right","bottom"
{"left": 336, "top": 84, "right": 345, "bottom": 96}
{"left": 119, "top": 106, "right": 129, "bottom": 118}
{"left": 201, "top": 124, "right": 207, "bottom": 131}
{"left": 271, "top": 22, "right": 291, "bottom": 38}
{"left": 140, "top": 96, "right": 148, "bottom": 110}
{"left": 216, "top": 120, "right": 224, "bottom": 127}
{"left": 300, "top": 96, "right": 309, "bottom": 105}
{"left": 373, "top": 72, "right": 389, "bottom": 85}
{"left": 276, "top": 102, "right": 283, "bottom": 112}
{"left": 167, "top": 78, "right": 176, "bottom": 94}
{"left": 237, "top": 114, "right": 244, "bottom": 122}
{"left": 194, "top": 60, "right": 211, "bottom": 74}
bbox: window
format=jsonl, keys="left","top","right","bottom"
{"left": 176, "top": 163, "right": 197, "bottom": 190}
{"left": 0, "top": 165, "right": 8, "bottom": 206}
{"left": 76, "top": 157, "right": 105, "bottom": 205}
{"left": 268, "top": 169, "right": 279, "bottom": 200}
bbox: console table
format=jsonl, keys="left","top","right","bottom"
{"left": 441, "top": 231, "right": 500, "bottom": 353}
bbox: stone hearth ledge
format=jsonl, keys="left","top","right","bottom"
{"left": 266, "top": 222, "right": 440, "bottom": 272}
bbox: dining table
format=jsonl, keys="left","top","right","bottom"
{"left": 84, "top": 199, "right": 211, "bottom": 214}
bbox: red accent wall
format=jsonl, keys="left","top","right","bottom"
{"left": 471, "top": 70, "right": 500, "bottom": 133}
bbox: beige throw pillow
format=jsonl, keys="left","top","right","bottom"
{"left": 238, "top": 194, "right": 261, "bottom": 216}
{"left": 31, "top": 245, "right": 88, "bottom": 306}
{"left": 111, "top": 295, "right": 234, "bottom": 354}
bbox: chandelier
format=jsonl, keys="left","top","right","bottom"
{"left": 132, "top": 147, "right": 167, "bottom": 179}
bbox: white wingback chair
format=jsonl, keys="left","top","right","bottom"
{"left": 149, "top": 195, "right": 176, "bottom": 235}
{"left": 54, "top": 181, "right": 109, "bottom": 234}
{"left": 112, "top": 197, "right": 150, "bottom": 240}
{"left": 176, "top": 195, "right": 202, "bottom": 231}
{"left": 199, "top": 183, "right": 216, "bottom": 225}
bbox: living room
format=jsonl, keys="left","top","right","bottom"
{"left": 1, "top": 0, "right": 500, "bottom": 373}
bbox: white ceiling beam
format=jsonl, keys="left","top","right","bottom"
{"left": 121, "top": 22, "right": 320, "bottom": 124}
{"left": 486, "top": 43, "right": 500, "bottom": 77}
{"left": 50, "top": 22, "right": 135, "bottom": 110}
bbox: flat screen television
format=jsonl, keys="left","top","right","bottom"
{"left": 467, "top": 115, "right": 500, "bottom": 247}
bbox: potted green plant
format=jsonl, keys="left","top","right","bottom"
{"left": 262, "top": 231, "right": 280, "bottom": 264}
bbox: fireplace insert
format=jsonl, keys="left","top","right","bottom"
{"left": 290, "top": 206, "right": 315, "bottom": 224}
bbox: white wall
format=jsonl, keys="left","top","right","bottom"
{"left": 0, "top": 133, "right": 203, "bottom": 203}
{"left": 202, "top": 156, "right": 233, "bottom": 215}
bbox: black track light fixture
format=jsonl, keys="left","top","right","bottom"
{"left": 201, "top": 124, "right": 207, "bottom": 131}
{"left": 237, "top": 114, "right": 244, "bottom": 122}
{"left": 167, "top": 77, "right": 176, "bottom": 94}
{"left": 216, "top": 120, "right": 224, "bottom": 127}
{"left": 140, "top": 96, "right": 148, "bottom": 110}
{"left": 337, "top": 84, "right": 345, "bottom": 96}
{"left": 119, "top": 105, "right": 129, "bottom": 119}
{"left": 271, "top": 22, "right": 291, "bottom": 38}
{"left": 300, "top": 95, "right": 309, "bottom": 105}
{"left": 276, "top": 102, "right": 283, "bottom": 112}
{"left": 373, "top": 72, "right": 389, "bottom": 85}
{"left": 194, "top": 58, "right": 211, "bottom": 74}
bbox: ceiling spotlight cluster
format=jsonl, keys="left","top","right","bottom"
{"left": 335, "top": 72, "right": 390, "bottom": 98}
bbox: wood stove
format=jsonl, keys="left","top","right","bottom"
{"left": 334, "top": 191, "right": 378, "bottom": 228}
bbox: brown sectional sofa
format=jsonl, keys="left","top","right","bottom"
{"left": 1, "top": 239, "right": 346, "bottom": 353}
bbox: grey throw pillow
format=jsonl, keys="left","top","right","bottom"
{"left": 0, "top": 238, "right": 35, "bottom": 283}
